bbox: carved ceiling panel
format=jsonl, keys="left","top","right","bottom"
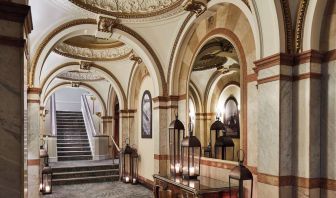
{"left": 69, "top": 0, "right": 184, "bottom": 18}
{"left": 57, "top": 70, "right": 105, "bottom": 81}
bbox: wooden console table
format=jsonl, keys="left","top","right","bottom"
{"left": 153, "top": 174, "right": 238, "bottom": 198}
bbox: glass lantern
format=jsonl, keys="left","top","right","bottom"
{"left": 181, "top": 122, "right": 201, "bottom": 180}
{"left": 122, "top": 143, "right": 133, "bottom": 183}
{"left": 229, "top": 150, "right": 253, "bottom": 198}
{"left": 40, "top": 166, "right": 52, "bottom": 194}
{"left": 168, "top": 116, "right": 185, "bottom": 177}
{"left": 214, "top": 135, "right": 235, "bottom": 160}
{"left": 210, "top": 117, "right": 225, "bottom": 158}
{"left": 131, "top": 150, "right": 139, "bottom": 185}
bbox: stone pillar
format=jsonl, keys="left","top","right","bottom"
{"left": 152, "top": 97, "right": 169, "bottom": 175}
{"left": 255, "top": 54, "right": 293, "bottom": 198}
{"left": 101, "top": 116, "right": 113, "bottom": 135}
{"left": 292, "top": 50, "right": 323, "bottom": 197}
{"left": 27, "top": 88, "right": 41, "bottom": 198}
{"left": 0, "top": 2, "right": 32, "bottom": 197}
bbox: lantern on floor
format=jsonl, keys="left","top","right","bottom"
{"left": 40, "top": 166, "right": 52, "bottom": 194}
{"left": 169, "top": 115, "right": 185, "bottom": 177}
{"left": 121, "top": 140, "right": 133, "bottom": 183}
{"left": 131, "top": 149, "right": 139, "bottom": 185}
{"left": 203, "top": 142, "right": 211, "bottom": 158}
{"left": 210, "top": 117, "right": 225, "bottom": 158}
{"left": 181, "top": 120, "right": 201, "bottom": 179}
{"left": 214, "top": 135, "right": 235, "bottom": 160}
{"left": 229, "top": 150, "right": 253, "bottom": 198}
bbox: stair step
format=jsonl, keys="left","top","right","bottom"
{"left": 57, "top": 139, "right": 89, "bottom": 144}
{"left": 58, "top": 155, "right": 92, "bottom": 161}
{"left": 57, "top": 143, "right": 90, "bottom": 147}
{"left": 52, "top": 175, "right": 119, "bottom": 185}
{"left": 52, "top": 169, "right": 119, "bottom": 179}
{"left": 57, "top": 131, "right": 87, "bottom": 135}
{"left": 57, "top": 147, "right": 91, "bottom": 151}
{"left": 57, "top": 129, "right": 86, "bottom": 132}
{"left": 57, "top": 151, "right": 92, "bottom": 156}
{"left": 52, "top": 164, "right": 119, "bottom": 173}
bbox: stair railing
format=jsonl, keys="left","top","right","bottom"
{"left": 110, "top": 135, "right": 120, "bottom": 164}
{"left": 81, "top": 95, "right": 97, "bottom": 153}
{"left": 50, "top": 94, "right": 57, "bottom": 136}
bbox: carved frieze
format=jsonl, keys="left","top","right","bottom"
{"left": 98, "top": 16, "right": 119, "bottom": 33}
{"left": 71, "top": 81, "right": 80, "bottom": 87}
{"left": 80, "top": 61, "right": 93, "bottom": 70}
{"left": 54, "top": 41, "right": 132, "bottom": 61}
{"left": 129, "top": 53, "right": 142, "bottom": 64}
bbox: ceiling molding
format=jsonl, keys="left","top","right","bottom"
{"left": 295, "top": 0, "right": 310, "bottom": 53}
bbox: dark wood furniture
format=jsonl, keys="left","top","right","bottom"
{"left": 153, "top": 174, "right": 238, "bottom": 198}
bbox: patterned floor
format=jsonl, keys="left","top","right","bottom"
{"left": 43, "top": 182, "right": 153, "bottom": 198}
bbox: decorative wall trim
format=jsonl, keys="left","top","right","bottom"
{"left": 294, "top": 49, "right": 324, "bottom": 64}
{"left": 120, "top": 109, "right": 137, "bottom": 114}
{"left": 0, "top": 35, "right": 25, "bottom": 47}
{"left": 253, "top": 53, "right": 294, "bottom": 72}
{"left": 153, "top": 105, "right": 179, "bottom": 110}
{"left": 154, "top": 154, "right": 169, "bottom": 161}
{"left": 246, "top": 73, "right": 257, "bottom": 82}
{"left": 321, "top": 178, "right": 336, "bottom": 191}
{"left": 293, "top": 72, "right": 321, "bottom": 81}
{"left": 257, "top": 75, "right": 292, "bottom": 85}
{"left": 324, "top": 49, "right": 336, "bottom": 62}
{"left": 27, "top": 87, "right": 42, "bottom": 94}
{"left": 280, "top": 0, "right": 294, "bottom": 53}
{"left": 27, "top": 99, "right": 40, "bottom": 104}
{"left": 295, "top": 0, "right": 310, "bottom": 53}
{"left": 200, "top": 158, "right": 237, "bottom": 170}
{"left": 27, "top": 159, "right": 40, "bottom": 166}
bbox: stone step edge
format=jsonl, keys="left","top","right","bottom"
{"left": 52, "top": 175, "right": 119, "bottom": 183}
{"left": 52, "top": 164, "right": 119, "bottom": 171}
{"left": 53, "top": 169, "right": 118, "bottom": 176}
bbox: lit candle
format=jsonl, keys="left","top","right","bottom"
{"left": 45, "top": 185, "right": 50, "bottom": 193}
{"left": 190, "top": 167, "right": 195, "bottom": 176}
{"left": 39, "top": 183, "right": 43, "bottom": 191}
{"left": 133, "top": 178, "right": 136, "bottom": 184}
{"left": 189, "top": 181, "right": 195, "bottom": 188}
{"left": 125, "top": 176, "right": 130, "bottom": 183}
{"left": 175, "top": 163, "right": 181, "bottom": 173}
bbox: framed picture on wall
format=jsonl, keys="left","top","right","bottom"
{"left": 141, "top": 90, "right": 152, "bottom": 138}
{"left": 223, "top": 96, "right": 240, "bottom": 138}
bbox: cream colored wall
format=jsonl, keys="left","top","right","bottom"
{"left": 137, "top": 76, "right": 155, "bottom": 181}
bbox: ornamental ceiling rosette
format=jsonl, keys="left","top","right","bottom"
{"left": 69, "top": 0, "right": 184, "bottom": 18}
{"left": 57, "top": 70, "right": 105, "bottom": 81}
{"left": 53, "top": 38, "right": 133, "bottom": 61}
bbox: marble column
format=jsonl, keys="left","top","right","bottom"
{"left": 119, "top": 110, "right": 131, "bottom": 147}
{"left": 255, "top": 54, "right": 293, "bottom": 198}
{"left": 27, "top": 88, "right": 41, "bottom": 198}
{"left": 292, "top": 51, "right": 323, "bottom": 197}
{"left": 0, "top": 2, "right": 32, "bottom": 197}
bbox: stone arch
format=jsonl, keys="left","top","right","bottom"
{"left": 42, "top": 82, "right": 107, "bottom": 116}
{"left": 39, "top": 62, "right": 127, "bottom": 110}
{"left": 168, "top": 0, "right": 264, "bottom": 94}
{"left": 30, "top": 18, "right": 166, "bottom": 98}
{"left": 189, "top": 80, "right": 202, "bottom": 114}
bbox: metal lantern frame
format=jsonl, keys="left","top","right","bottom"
{"left": 209, "top": 117, "right": 225, "bottom": 158}
{"left": 229, "top": 150, "right": 253, "bottom": 198}
{"left": 40, "top": 166, "right": 52, "bottom": 195}
{"left": 131, "top": 150, "right": 139, "bottom": 185}
{"left": 214, "top": 135, "right": 235, "bottom": 160}
{"left": 168, "top": 116, "right": 185, "bottom": 177}
{"left": 181, "top": 125, "right": 201, "bottom": 180}
{"left": 121, "top": 143, "right": 134, "bottom": 183}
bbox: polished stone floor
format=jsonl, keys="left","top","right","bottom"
{"left": 43, "top": 182, "right": 153, "bottom": 198}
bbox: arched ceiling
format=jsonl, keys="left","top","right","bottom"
{"left": 56, "top": 70, "right": 105, "bottom": 81}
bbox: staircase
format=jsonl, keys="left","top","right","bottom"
{"left": 53, "top": 110, "right": 119, "bottom": 185}
{"left": 52, "top": 162, "right": 119, "bottom": 185}
{"left": 56, "top": 111, "right": 92, "bottom": 161}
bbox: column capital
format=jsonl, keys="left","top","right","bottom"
{"left": 27, "top": 87, "right": 41, "bottom": 94}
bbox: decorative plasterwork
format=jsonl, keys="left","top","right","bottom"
{"left": 69, "top": 0, "right": 184, "bottom": 18}
{"left": 129, "top": 53, "right": 143, "bottom": 64}
{"left": 71, "top": 81, "right": 80, "bottom": 87}
{"left": 295, "top": 0, "right": 309, "bottom": 53}
{"left": 80, "top": 61, "right": 93, "bottom": 70}
{"left": 98, "top": 16, "right": 119, "bottom": 33}
{"left": 57, "top": 70, "right": 105, "bottom": 81}
{"left": 280, "top": 0, "right": 293, "bottom": 53}
{"left": 182, "top": 0, "right": 207, "bottom": 17}
{"left": 53, "top": 42, "right": 132, "bottom": 61}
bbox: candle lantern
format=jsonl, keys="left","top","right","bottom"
{"left": 181, "top": 122, "right": 201, "bottom": 180}
{"left": 121, "top": 141, "right": 133, "bottom": 183}
{"left": 168, "top": 116, "right": 185, "bottom": 177}
{"left": 131, "top": 150, "right": 139, "bottom": 185}
{"left": 210, "top": 117, "right": 225, "bottom": 157}
{"left": 214, "top": 135, "right": 235, "bottom": 160}
{"left": 229, "top": 150, "right": 253, "bottom": 198}
{"left": 40, "top": 166, "right": 52, "bottom": 194}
